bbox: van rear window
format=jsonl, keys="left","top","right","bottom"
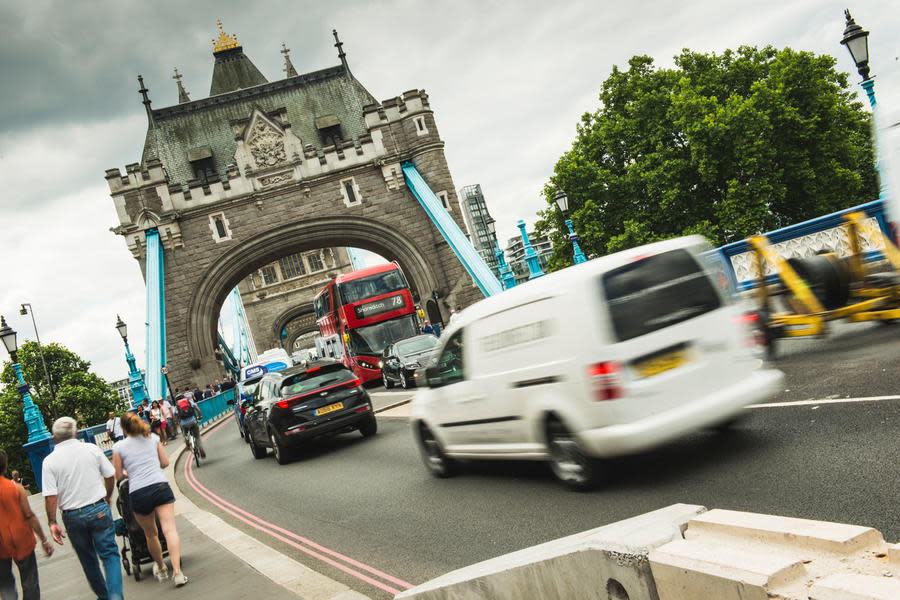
{"left": 601, "top": 249, "right": 721, "bottom": 342}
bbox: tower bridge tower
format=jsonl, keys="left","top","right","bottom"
{"left": 106, "top": 23, "right": 483, "bottom": 392}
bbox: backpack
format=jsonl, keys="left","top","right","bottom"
{"left": 177, "top": 398, "right": 194, "bottom": 420}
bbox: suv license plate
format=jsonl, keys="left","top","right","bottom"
{"left": 315, "top": 402, "right": 344, "bottom": 416}
{"left": 634, "top": 350, "right": 688, "bottom": 379}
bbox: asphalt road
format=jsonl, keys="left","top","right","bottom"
{"left": 177, "top": 323, "right": 899, "bottom": 599}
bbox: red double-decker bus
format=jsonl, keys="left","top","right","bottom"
{"left": 313, "top": 263, "right": 420, "bottom": 383}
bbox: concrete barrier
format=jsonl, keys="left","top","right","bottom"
{"left": 650, "top": 509, "right": 900, "bottom": 600}
{"left": 395, "top": 503, "right": 706, "bottom": 600}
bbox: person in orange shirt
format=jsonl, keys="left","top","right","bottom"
{"left": 0, "top": 449, "right": 53, "bottom": 600}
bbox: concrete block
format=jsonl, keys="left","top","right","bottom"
{"left": 650, "top": 510, "right": 896, "bottom": 600}
{"left": 890, "top": 543, "right": 900, "bottom": 568}
{"left": 809, "top": 573, "right": 900, "bottom": 600}
{"left": 395, "top": 503, "right": 706, "bottom": 600}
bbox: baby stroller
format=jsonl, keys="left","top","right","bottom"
{"left": 115, "top": 478, "right": 168, "bottom": 581}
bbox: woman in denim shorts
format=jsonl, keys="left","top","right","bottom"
{"left": 112, "top": 413, "right": 188, "bottom": 587}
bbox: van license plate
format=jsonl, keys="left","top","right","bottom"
{"left": 634, "top": 350, "right": 688, "bottom": 379}
{"left": 315, "top": 402, "right": 343, "bottom": 416}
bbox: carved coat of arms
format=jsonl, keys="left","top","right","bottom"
{"left": 248, "top": 120, "right": 287, "bottom": 168}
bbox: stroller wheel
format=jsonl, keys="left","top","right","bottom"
{"left": 122, "top": 557, "right": 131, "bottom": 575}
{"left": 134, "top": 564, "right": 142, "bottom": 581}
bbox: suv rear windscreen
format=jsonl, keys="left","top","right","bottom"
{"left": 602, "top": 249, "right": 721, "bottom": 342}
{"left": 279, "top": 364, "right": 356, "bottom": 397}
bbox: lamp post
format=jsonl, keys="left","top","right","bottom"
{"left": 840, "top": 9, "right": 895, "bottom": 230}
{"left": 115, "top": 315, "right": 149, "bottom": 409}
{"left": 19, "top": 303, "right": 56, "bottom": 403}
{"left": 517, "top": 219, "right": 545, "bottom": 280}
{"left": 553, "top": 189, "right": 587, "bottom": 265}
{"left": 493, "top": 238, "right": 517, "bottom": 290}
{"left": 0, "top": 315, "right": 51, "bottom": 443}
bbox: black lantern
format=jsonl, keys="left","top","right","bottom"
{"left": 115, "top": 315, "right": 128, "bottom": 342}
{"left": 840, "top": 9, "right": 870, "bottom": 81}
{"left": 553, "top": 188, "right": 570, "bottom": 218}
{"left": 486, "top": 218, "right": 497, "bottom": 236}
{"left": 0, "top": 315, "right": 18, "bottom": 356}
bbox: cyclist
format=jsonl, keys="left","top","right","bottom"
{"left": 175, "top": 392, "right": 205, "bottom": 459}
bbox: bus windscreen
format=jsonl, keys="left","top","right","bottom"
{"left": 338, "top": 270, "right": 408, "bottom": 304}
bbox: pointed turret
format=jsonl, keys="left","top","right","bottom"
{"left": 281, "top": 43, "right": 298, "bottom": 78}
{"left": 209, "top": 20, "right": 268, "bottom": 96}
{"left": 173, "top": 68, "right": 191, "bottom": 103}
{"left": 137, "top": 74, "right": 154, "bottom": 127}
{"left": 333, "top": 29, "right": 350, "bottom": 76}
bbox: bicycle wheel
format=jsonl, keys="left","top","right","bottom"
{"left": 192, "top": 436, "right": 201, "bottom": 467}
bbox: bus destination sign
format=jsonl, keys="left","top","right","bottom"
{"left": 354, "top": 294, "right": 406, "bottom": 320}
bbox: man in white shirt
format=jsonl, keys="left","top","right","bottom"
{"left": 43, "top": 417, "right": 122, "bottom": 600}
{"left": 105, "top": 412, "right": 123, "bottom": 442}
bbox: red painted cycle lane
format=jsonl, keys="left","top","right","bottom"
{"left": 182, "top": 416, "right": 414, "bottom": 596}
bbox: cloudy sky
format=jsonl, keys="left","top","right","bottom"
{"left": 1, "top": 0, "right": 897, "bottom": 384}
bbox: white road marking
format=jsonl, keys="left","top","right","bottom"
{"left": 749, "top": 394, "right": 900, "bottom": 409}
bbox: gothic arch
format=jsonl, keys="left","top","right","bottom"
{"left": 187, "top": 216, "right": 439, "bottom": 366}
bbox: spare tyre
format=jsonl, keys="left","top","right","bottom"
{"left": 785, "top": 253, "right": 850, "bottom": 310}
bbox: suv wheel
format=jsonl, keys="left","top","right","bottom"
{"left": 546, "top": 419, "right": 600, "bottom": 491}
{"left": 248, "top": 430, "right": 267, "bottom": 459}
{"left": 359, "top": 416, "right": 378, "bottom": 438}
{"left": 270, "top": 430, "right": 289, "bottom": 465}
{"left": 417, "top": 423, "right": 457, "bottom": 478}
{"left": 400, "top": 371, "right": 411, "bottom": 389}
{"left": 236, "top": 417, "right": 244, "bottom": 440}
{"left": 382, "top": 370, "right": 394, "bottom": 389}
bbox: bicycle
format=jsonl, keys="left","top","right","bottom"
{"left": 182, "top": 424, "right": 201, "bottom": 468}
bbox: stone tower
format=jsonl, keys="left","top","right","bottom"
{"left": 106, "top": 23, "right": 482, "bottom": 390}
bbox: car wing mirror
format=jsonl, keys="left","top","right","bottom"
{"left": 240, "top": 400, "right": 252, "bottom": 410}
{"left": 226, "top": 399, "right": 235, "bottom": 406}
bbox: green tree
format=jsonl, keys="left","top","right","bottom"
{"left": 1, "top": 341, "right": 116, "bottom": 485}
{"left": 537, "top": 46, "right": 878, "bottom": 269}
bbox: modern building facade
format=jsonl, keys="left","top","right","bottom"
{"left": 459, "top": 184, "right": 500, "bottom": 274}
{"left": 109, "top": 371, "right": 146, "bottom": 409}
{"left": 238, "top": 247, "right": 354, "bottom": 353}
{"left": 505, "top": 230, "right": 554, "bottom": 285}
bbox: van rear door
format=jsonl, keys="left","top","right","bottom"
{"left": 594, "top": 246, "right": 756, "bottom": 423}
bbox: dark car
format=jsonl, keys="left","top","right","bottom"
{"left": 233, "top": 376, "right": 264, "bottom": 442}
{"left": 241, "top": 360, "right": 377, "bottom": 464}
{"left": 380, "top": 334, "right": 441, "bottom": 389}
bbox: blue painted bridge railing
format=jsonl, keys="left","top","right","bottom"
{"left": 707, "top": 199, "right": 889, "bottom": 294}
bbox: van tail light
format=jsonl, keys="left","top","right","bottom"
{"left": 588, "top": 361, "right": 624, "bottom": 401}
{"left": 276, "top": 378, "right": 362, "bottom": 409}
{"left": 732, "top": 311, "right": 764, "bottom": 347}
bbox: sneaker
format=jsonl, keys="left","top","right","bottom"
{"left": 173, "top": 572, "right": 188, "bottom": 587}
{"left": 153, "top": 563, "right": 169, "bottom": 582}
{"left": 200, "top": 450, "right": 207, "bottom": 458}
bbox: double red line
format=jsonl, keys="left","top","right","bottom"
{"left": 182, "top": 417, "right": 414, "bottom": 596}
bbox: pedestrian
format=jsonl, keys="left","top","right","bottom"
{"left": 1, "top": 449, "right": 53, "bottom": 600}
{"left": 105, "top": 411, "right": 124, "bottom": 443}
{"left": 449, "top": 305, "right": 462, "bottom": 323}
{"left": 42, "top": 416, "right": 123, "bottom": 600}
{"left": 149, "top": 400, "right": 168, "bottom": 446}
{"left": 421, "top": 320, "right": 434, "bottom": 335}
{"left": 192, "top": 384, "right": 203, "bottom": 402}
{"left": 10, "top": 470, "right": 29, "bottom": 491}
{"left": 113, "top": 412, "right": 188, "bottom": 587}
{"left": 140, "top": 398, "right": 152, "bottom": 424}
{"left": 203, "top": 384, "right": 214, "bottom": 399}
{"left": 213, "top": 379, "right": 221, "bottom": 393}
{"left": 160, "top": 396, "right": 176, "bottom": 438}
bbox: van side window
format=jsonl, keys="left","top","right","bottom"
{"left": 436, "top": 330, "right": 465, "bottom": 386}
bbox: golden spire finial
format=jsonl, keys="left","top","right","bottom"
{"left": 212, "top": 19, "right": 240, "bottom": 53}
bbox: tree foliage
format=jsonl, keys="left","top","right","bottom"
{"left": 1, "top": 341, "right": 116, "bottom": 484}
{"left": 537, "top": 46, "right": 878, "bottom": 270}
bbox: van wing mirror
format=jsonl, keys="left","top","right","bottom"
{"left": 424, "top": 366, "right": 442, "bottom": 388}
{"left": 226, "top": 399, "right": 235, "bottom": 406}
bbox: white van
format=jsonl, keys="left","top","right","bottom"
{"left": 410, "top": 236, "right": 784, "bottom": 489}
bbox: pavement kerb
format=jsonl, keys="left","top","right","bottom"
{"left": 168, "top": 414, "right": 371, "bottom": 600}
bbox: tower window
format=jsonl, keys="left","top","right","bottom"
{"left": 261, "top": 266, "right": 278, "bottom": 285}
{"left": 320, "top": 125, "right": 343, "bottom": 148}
{"left": 437, "top": 191, "right": 450, "bottom": 211}
{"left": 307, "top": 253, "right": 324, "bottom": 272}
{"left": 278, "top": 253, "right": 307, "bottom": 280}
{"left": 340, "top": 177, "right": 362, "bottom": 207}
{"left": 209, "top": 212, "right": 232, "bottom": 242}
{"left": 414, "top": 116, "right": 428, "bottom": 136}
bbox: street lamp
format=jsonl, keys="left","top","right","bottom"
{"left": 0, "top": 315, "right": 51, "bottom": 443}
{"left": 517, "top": 219, "right": 545, "bottom": 280}
{"left": 553, "top": 189, "right": 587, "bottom": 265}
{"left": 840, "top": 10, "right": 870, "bottom": 84}
{"left": 19, "top": 303, "right": 56, "bottom": 403}
{"left": 115, "top": 315, "right": 148, "bottom": 408}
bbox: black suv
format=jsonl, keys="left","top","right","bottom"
{"left": 242, "top": 360, "right": 377, "bottom": 464}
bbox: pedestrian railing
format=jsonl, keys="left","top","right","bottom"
{"left": 196, "top": 387, "right": 235, "bottom": 428}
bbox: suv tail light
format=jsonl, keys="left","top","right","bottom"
{"left": 588, "top": 361, "right": 624, "bottom": 401}
{"left": 276, "top": 378, "right": 363, "bottom": 409}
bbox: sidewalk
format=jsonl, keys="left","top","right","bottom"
{"left": 20, "top": 403, "right": 413, "bottom": 600}
{"left": 23, "top": 417, "right": 376, "bottom": 600}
